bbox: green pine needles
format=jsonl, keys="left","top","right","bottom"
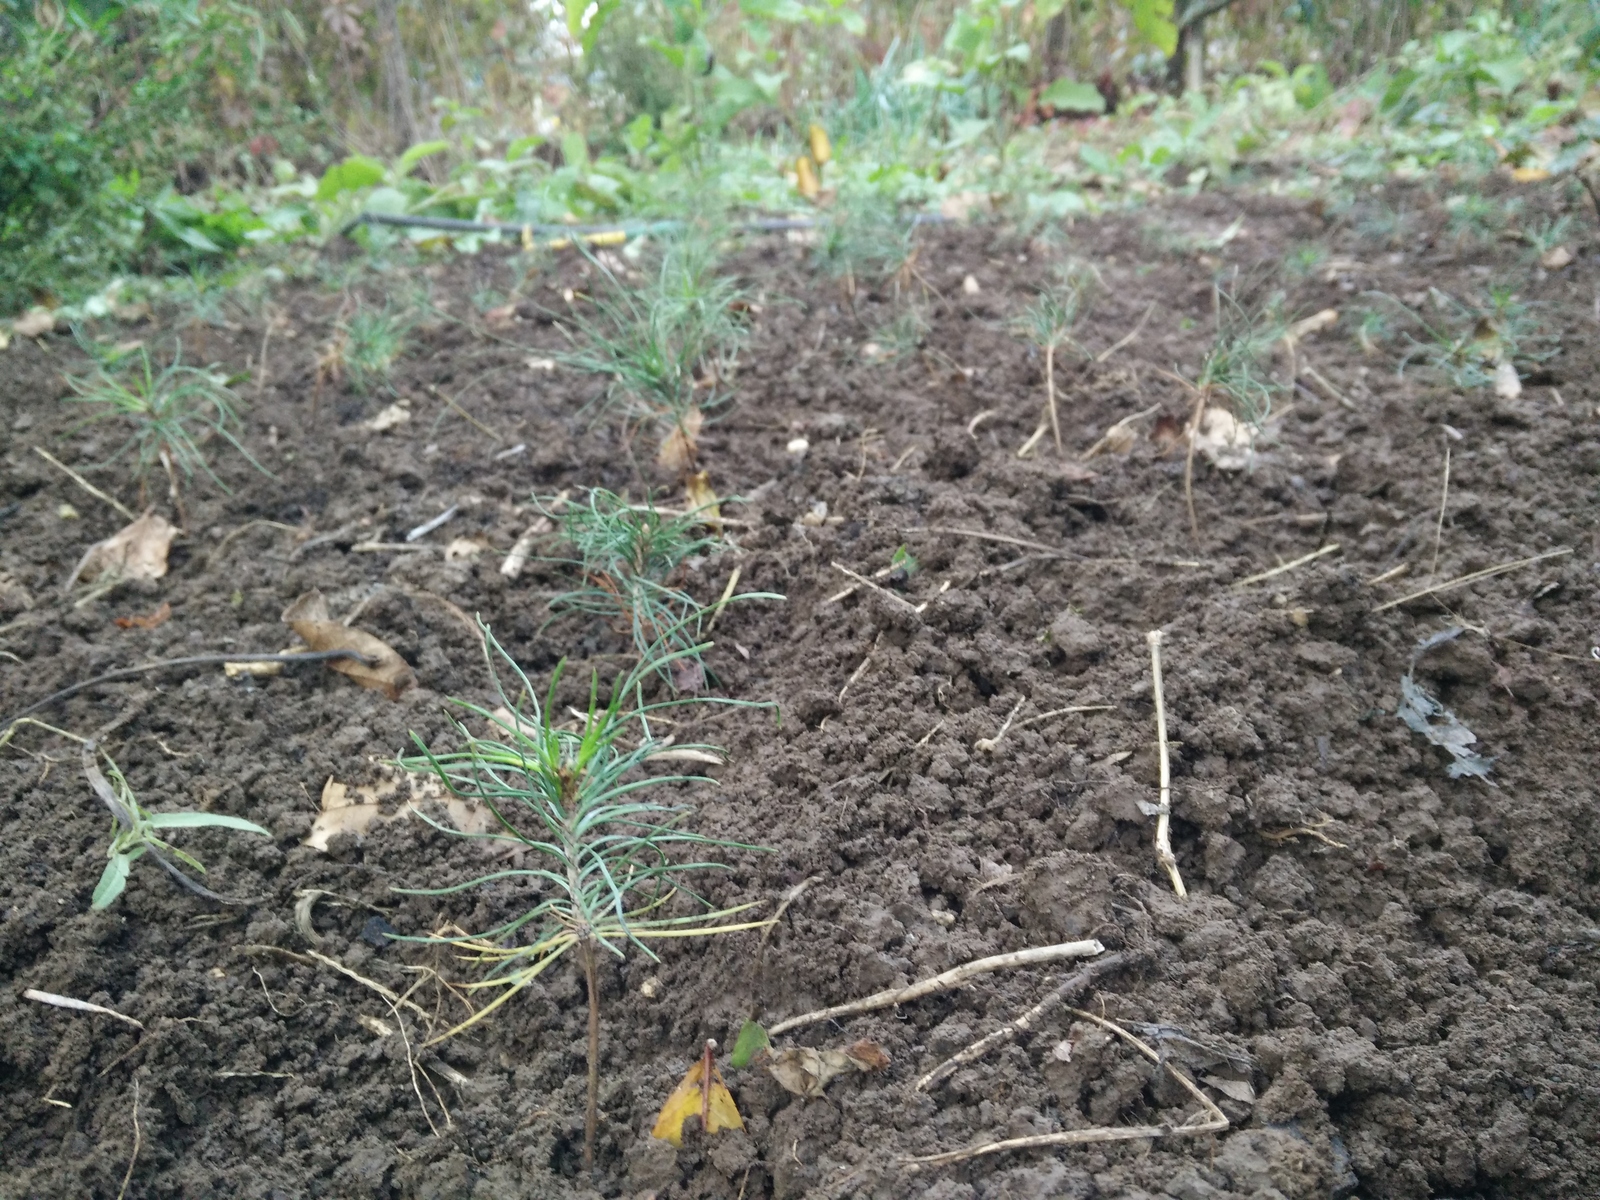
{"left": 1013, "top": 265, "right": 1094, "bottom": 457}
{"left": 558, "top": 231, "right": 749, "bottom": 474}
{"left": 399, "top": 624, "right": 770, "bottom": 1166}
{"left": 63, "top": 336, "right": 268, "bottom": 521}
{"left": 543, "top": 487, "right": 782, "bottom": 689}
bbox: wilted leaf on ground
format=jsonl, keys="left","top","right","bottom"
{"left": 659, "top": 408, "right": 704, "bottom": 474}
{"left": 651, "top": 1042, "right": 744, "bottom": 1146}
{"left": 766, "top": 1040, "right": 891, "bottom": 1099}
{"left": 113, "top": 601, "right": 172, "bottom": 630}
{"left": 307, "top": 763, "right": 490, "bottom": 851}
{"left": 684, "top": 469, "right": 721, "bottom": 535}
{"left": 66, "top": 511, "right": 177, "bottom": 590}
{"left": 729, "top": 1020, "right": 770, "bottom": 1069}
{"left": 13, "top": 308, "right": 57, "bottom": 338}
{"left": 1397, "top": 627, "right": 1495, "bottom": 781}
{"left": 1192, "top": 407, "right": 1256, "bottom": 470}
{"left": 281, "top": 590, "right": 416, "bottom": 699}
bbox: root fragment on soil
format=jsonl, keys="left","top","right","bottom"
{"left": 838, "top": 632, "right": 882, "bottom": 703}
{"left": 1261, "top": 814, "right": 1348, "bottom": 848}
{"left": 31, "top": 446, "right": 136, "bottom": 521}
{"left": 974, "top": 696, "right": 1025, "bottom": 753}
{"left": 1146, "top": 631, "right": 1187, "bottom": 899}
{"left": 1430, "top": 443, "right": 1451, "bottom": 578}
{"left": 114, "top": 1080, "right": 140, "bottom": 1200}
{"left": 24, "top": 989, "right": 146, "bottom": 1032}
{"left": 1093, "top": 302, "right": 1155, "bottom": 363}
{"left": 767, "top": 940, "right": 1104, "bottom": 1036}
{"left": 1232, "top": 543, "right": 1341, "bottom": 588}
{"left": 1371, "top": 546, "right": 1573, "bottom": 613}
{"left": 1365, "top": 562, "right": 1410, "bottom": 586}
{"left": 899, "top": 1010, "right": 1226, "bottom": 1172}
{"left": 915, "top": 950, "right": 1140, "bottom": 1092}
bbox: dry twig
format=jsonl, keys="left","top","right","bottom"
{"left": 1372, "top": 547, "right": 1572, "bottom": 613}
{"left": 1232, "top": 543, "right": 1341, "bottom": 588}
{"left": 768, "top": 940, "right": 1104, "bottom": 1036}
{"left": 32, "top": 446, "right": 137, "bottom": 521}
{"left": 1146, "top": 631, "right": 1187, "bottom": 898}
{"left": 24, "top": 989, "right": 146, "bottom": 1032}
{"left": 1430, "top": 443, "right": 1451, "bottom": 578}
{"left": 114, "top": 1080, "right": 141, "bottom": 1200}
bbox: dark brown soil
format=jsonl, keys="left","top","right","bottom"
{"left": 3, "top": 179, "right": 1599, "bottom": 1200}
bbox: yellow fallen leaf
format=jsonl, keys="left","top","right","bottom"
{"left": 281, "top": 590, "right": 416, "bottom": 700}
{"left": 1511, "top": 166, "right": 1551, "bottom": 183}
{"left": 651, "top": 1042, "right": 744, "bottom": 1147}
{"left": 796, "top": 155, "right": 820, "bottom": 201}
{"left": 684, "top": 470, "right": 722, "bottom": 536}
{"left": 13, "top": 308, "right": 57, "bottom": 338}
{"left": 808, "top": 123, "right": 832, "bottom": 167}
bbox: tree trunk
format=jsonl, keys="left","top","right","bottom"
{"left": 1185, "top": 17, "right": 1205, "bottom": 94}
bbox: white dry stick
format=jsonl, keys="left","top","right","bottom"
{"left": 1146, "top": 631, "right": 1187, "bottom": 898}
{"left": 1430, "top": 443, "right": 1451, "bottom": 578}
{"left": 24, "top": 989, "right": 146, "bottom": 1031}
{"left": 705, "top": 567, "right": 741, "bottom": 634}
{"left": 975, "top": 696, "right": 1026, "bottom": 753}
{"left": 406, "top": 505, "right": 459, "bottom": 543}
{"left": 767, "top": 940, "right": 1104, "bottom": 1036}
{"left": 32, "top": 446, "right": 137, "bottom": 521}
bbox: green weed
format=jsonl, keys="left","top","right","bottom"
{"left": 1012, "top": 265, "right": 1094, "bottom": 456}
{"left": 1446, "top": 193, "right": 1518, "bottom": 247}
{"left": 869, "top": 305, "right": 931, "bottom": 361}
{"left": 814, "top": 189, "right": 918, "bottom": 306}
{"left": 338, "top": 306, "right": 414, "bottom": 394}
{"left": 1392, "top": 286, "right": 1555, "bottom": 390}
{"left": 63, "top": 336, "right": 267, "bottom": 511}
{"left": 398, "top": 625, "right": 771, "bottom": 1165}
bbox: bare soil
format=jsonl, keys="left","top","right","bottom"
{"left": 2, "top": 179, "right": 1598, "bottom": 1200}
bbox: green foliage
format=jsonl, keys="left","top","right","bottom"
{"left": 396, "top": 624, "right": 769, "bottom": 1031}
{"left": 558, "top": 230, "right": 748, "bottom": 447}
{"left": 337, "top": 305, "right": 413, "bottom": 394}
{"left": 544, "top": 488, "right": 779, "bottom": 687}
{"left": 1390, "top": 285, "right": 1556, "bottom": 390}
{"left": 1013, "top": 265, "right": 1094, "bottom": 357}
{"left": 87, "top": 745, "right": 269, "bottom": 910}
{"left": 63, "top": 336, "right": 265, "bottom": 494}
{"left": 1198, "top": 289, "right": 1287, "bottom": 428}
{"left": 815, "top": 189, "right": 916, "bottom": 296}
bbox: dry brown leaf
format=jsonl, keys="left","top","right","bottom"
{"left": 281, "top": 590, "right": 416, "bottom": 700}
{"left": 113, "top": 601, "right": 172, "bottom": 630}
{"left": 767, "top": 1040, "right": 891, "bottom": 1099}
{"left": 307, "top": 763, "right": 491, "bottom": 852}
{"left": 1287, "top": 308, "right": 1339, "bottom": 340}
{"left": 365, "top": 403, "right": 411, "bottom": 432}
{"left": 1493, "top": 360, "right": 1522, "bottom": 400}
{"left": 1192, "top": 407, "right": 1256, "bottom": 471}
{"left": 1150, "top": 414, "right": 1186, "bottom": 453}
{"left": 1540, "top": 245, "right": 1573, "bottom": 270}
{"left": 658, "top": 408, "right": 704, "bottom": 474}
{"left": 13, "top": 308, "right": 57, "bottom": 338}
{"left": 1204, "top": 1075, "right": 1256, "bottom": 1104}
{"left": 66, "top": 511, "right": 177, "bottom": 591}
{"left": 483, "top": 303, "right": 518, "bottom": 327}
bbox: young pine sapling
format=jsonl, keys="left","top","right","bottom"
{"left": 399, "top": 626, "right": 770, "bottom": 1168}
{"left": 1013, "top": 266, "right": 1093, "bottom": 457}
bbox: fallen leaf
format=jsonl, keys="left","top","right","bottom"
{"left": 684, "top": 469, "right": 721, "bottom": 535}
{"left": 1150, "top": 414, "right": 1186, "bottom": 452}
{"left": 652, "top": 1042, "right": 744, "bottom": 1146}
{"left": 1511, "top": 166, "right": 1551, "bottom": 183}
{"left": 1493, "top": 360, "right": 1522, "bottom": 400}
{"left": 1204, "top": 1075, "right": 1256, "bottom": 1103}
{"left": 795, "top": 155, "right": 820, "bottom": 200}
{"left": 1540, "top": 245, "right": 1573, "bottom": 270}
{"left": 66, "top": 511, "right": 177, "bottom": 591}
{"left": 767, "top": 1041, "right": 891, "bottom": 1098}
{"left": 365, "top": 403, "right": 411, "bottom": 432}
{"left": 483, "top": 303, "right": 517, "bottom": 327}
{"left": 659, "top": 408, "right": 704, "bottom": 474}
{"left": 729, "top": 1020, "right": 771, "bottom": 1068}
{"left": 13, "top": 308, "right": 57, "bottom": 338}
{"left": 1287, "top": 308, "right": 1338, "bottom": 340}
{"left": 808, "top": 123, "right": 832, "bottom": 167}
{"left": 113, "top": 601, "right": 172, "bottom": 630}
{"left": 307, "top": 762, "right": 491, "bottom": 851}
{"left": 281, "top": 590, "right": 416, "bottom": 700}
{"left": 1192, "top": 407, "right": 1256, "bottom": 471}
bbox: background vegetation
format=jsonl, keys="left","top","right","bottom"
{"left": 5, "top": 0, "right": 1600, "bottom": 315}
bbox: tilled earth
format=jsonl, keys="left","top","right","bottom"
{"left": 2, "top": 177, "right": 1598, "bottom": 1200}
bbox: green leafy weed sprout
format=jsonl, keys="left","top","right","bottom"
{"left": 1012, "top": 264, "right": 1094, "bottom": 458}
{"left": 543, "top": 488, "right": 782, "bottom": 690}
{"left": 398, "top": 624, "right": 772, "bottom": 1167}
{"left": 558, "top": 230, "right": 749, "bottom": 475}
{"left": 63, "top": 335, "right": 267, "bottom": 524}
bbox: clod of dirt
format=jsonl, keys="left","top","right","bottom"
{"left": 281, "top": 589, "right": 417, "bottom": 699}
{"left": 1019, "top": 851, "right": 1114, "bottom": 942}
{"left": 790, "top": 689, "right": 841, "bottom": 727}
{"left": 65, "top": 510, "right": 177, "bottom": 590}
{"left": 924, "top": 428, "right": 979, "bottom": 480}
{"left": 1048, "top": 609, "right": 1103, "bottom": 670}
{"left": 927, "top": 589, "right": 988, "bottom": 633}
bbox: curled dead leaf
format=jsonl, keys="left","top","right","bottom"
{"left": 796, "top": 155, "right": 820, "bottom": 200}
{"left": 684, "top": 470, "right": 721, "bottom": 536}
{"left": 652, "top": 1042, "right": 744, "bottom": 1146}
{"left": 365, "top": 403, "right": 411, "bottom": 432}
{"left": 1150, "top": 414, "right": 1186, "bottom": 453}
{"left": 112, "top": 601, "right": 172, "bottom": 630}
{"left": 767, "top": 1040, "right": 891, "bottom": 1099}
{"left": 66, "top": 511, "right": 177, "bottom": 592}
{"left": 658, "top": 408, "right": 704, "bottom": 474}
{"left": 281, "top": 590, "right": 416, "bottom": 699}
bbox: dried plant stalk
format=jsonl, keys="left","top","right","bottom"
{"left": 1146, "top": 631, "right": 1187, "bottom": 898}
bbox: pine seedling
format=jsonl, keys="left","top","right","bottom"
{"left": 543, "top": 488, "right": 780, "bottom": 689}
{"left": 339, "top": 305, "right": 413, "bottom": 394}
{"left": 80, "top": 737, "right": 269, "bottom": 909}
{"left": 1385, "top": 286, "right": 1555, "bottom": 391}
{"left": 63, "top": 335, "right": 267, "bottom": 524}
{"left": 559, "top": 231, "right": 749, "bottom": 475}
{"left": 814, "top": 189, "right": 918, "bottom": 308}
{"left": 398, "top": 624, "right": 771, "bottom": 1168}
{"left": 1013, "top": 266, "right": 1094, "bottom": 457}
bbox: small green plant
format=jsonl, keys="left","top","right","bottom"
{"left": 1012, "top": 266, "right": 1093, "bottom": 457}
{"left": 889, "top": 543, "right": 919, "bottom": 577}
{"left": 82, "top": 740, "right": 269, "bottom": 909}
{"left": 1354, "top": 202, "right": 1419, "bottom": 249}
{"left": 869, "top": 304, "right": 931, "bottom": 361}
{"left": 814, "top": 189, "right": 918, "bottom": 308}
{"left": 559, "top": 231, "right": 748, "bottom": 473}
{"left": 399, "top": 625, "right": 770, "bottom": 1167}
{"left": 1353, "top": 305, "right": 1395, "bottom": 354}
{"left": 1518, "top": 213, "right": 1574, "bottom": 260}
{"left": 1390, "top": 286, "right": 1555, "bottom": 390}
{"left": 63, "top": 336, "right": 266, "bottom": 519}
{"left": 1446, "top": 193, "right": 1517, "bottom": 247}
{"left": 543, "top": 488, "right": 780, "bottom": 689}
{"left": 339, "top": 305, "right": 413, "bottom": 394}
{"left": 1283, "top": 242, "right": 1328, "bottom": 278}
